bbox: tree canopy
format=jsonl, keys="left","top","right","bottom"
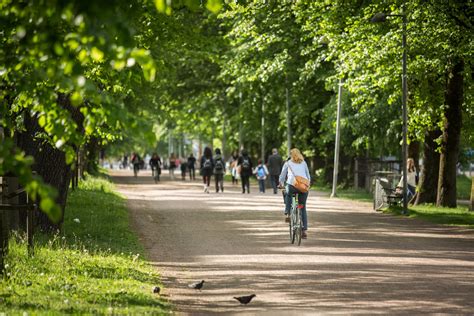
{"left": 1, "top": 0, "right": 472, "bottom": 223}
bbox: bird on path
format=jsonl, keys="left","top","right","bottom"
{"left": 152, "top": 286, "right": 161, "bottom": 294}
{"left": 234, "top": 294, "right": 256, "bottom": 305}
{"left": 188, "top": 280, "right": 205, "bottom": 290}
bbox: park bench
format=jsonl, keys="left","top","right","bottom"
{"left": 373, "top": 173, "right": 403, "bottom": 211}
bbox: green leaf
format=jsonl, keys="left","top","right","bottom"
{"left": 91, "top": 47, "right": 104, "bottom": 62}
{"left": 206, "top": 0, "right": 222, "bottom": 14}
{"left": 54, "top": 43, "right": 64, "bottom": 56}
{"left": 70, "top": 92, "right": 82, "bottom": 106}
{"left": 65, "top": 149, "right": 75, "bottom": 165}
{"left": 38, "top": 115, "right": 46, "bottom": 127}
{"left": 154, "top": 0, "right": 170, "bottom": 14}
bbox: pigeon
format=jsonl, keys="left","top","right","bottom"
{"left": 188, "top": 280, "right": 205, "bottom": 290}
{"left": 152, "top": 286, "right": 161, "bottom": 294}
{"left": 234, "top": 294, "right": 256, "bottom": 305}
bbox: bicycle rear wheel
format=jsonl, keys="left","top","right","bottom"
{"left": 289, "top": 211, "right": 296, "bottom": 244}
{"left": 295, "top": 207, "right": 302, "bottom": 246}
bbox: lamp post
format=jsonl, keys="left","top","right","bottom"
{"left": 331, "top": 78, "right": 344, "bottom": 198}
{"left": 371, "top": 9, "right": 408, "bottom": 215}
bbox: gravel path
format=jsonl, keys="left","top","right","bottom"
{"left": 111, "top": 169, "right": 474, "bottom": 315}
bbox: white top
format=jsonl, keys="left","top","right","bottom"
{"left": 279, "top": 160, "right": 311, "bottom": 186}
{"left": 398, "top": 170, "right": 417, "bottom": 188}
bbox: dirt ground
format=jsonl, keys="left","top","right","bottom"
{"left": 111, "top": 169, "right": 474, "bottom": 315}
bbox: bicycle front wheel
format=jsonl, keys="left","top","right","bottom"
{"left": 289, "top": 210, "right": 295, "bottom": 244}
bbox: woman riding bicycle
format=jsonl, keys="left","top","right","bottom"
{"left": 279, "top": 148, "right": 311, "bottom": 239}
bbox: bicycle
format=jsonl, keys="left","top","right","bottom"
{"left": 151, "top": 167, "right": 160, "bottom": 183}
{"left": 281, "top": 186, "right": 303, "bottom": 246}
{"left": 289, "top": 192, "right": 304, "bottom": 245}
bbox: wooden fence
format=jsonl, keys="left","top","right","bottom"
{"left": 0, "top": 177, "right": 36, "bottom": 272}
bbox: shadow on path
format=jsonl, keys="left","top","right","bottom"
{"left": 111, "top": 169, "right": 474, "bottom": 315}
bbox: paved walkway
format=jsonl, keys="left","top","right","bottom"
{"left": 111, "top": 169, "right": 474, "bottom": 315}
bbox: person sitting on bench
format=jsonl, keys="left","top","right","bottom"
{"left": 395, "top": 158, "right": 418, "bottom": 199}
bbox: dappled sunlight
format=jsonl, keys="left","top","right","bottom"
{"left": 111, "top": 170, "right": 474, "bottom": 314}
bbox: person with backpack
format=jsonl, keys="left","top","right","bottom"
{"left": 237, "top": 149, "right": 253, "bottom": 194}
{"left": 131, "top": 152, "right": 141, "bottom": 177}
{"left": 254, "top": 159, "right": 269, "bottom": 193}
{"left": 200, "top": 147, "right": 214, "bottom": 193}
{"left": 187, "top": 153, "right": 196, "bottom": 180}
{"left": 213, "top": 148, "right": 226, "bottom": 193}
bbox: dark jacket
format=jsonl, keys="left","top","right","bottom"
{"left": 187, "top": 156, "right": 196, "bottom": 168}
{"left": 267, "top": 153, "right": 283, "bottom": 176}
{"left": 237, "top": 155, "right": 253, "bottom": 177}
{"left": 149, "top": 157, "right": 161, "bottom": 169}
{"left": 200, "top": 156, "right": 214, "bottom": 176}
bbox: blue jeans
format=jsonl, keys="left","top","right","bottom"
{"left": 270, "top": 175, "right": 279, "bottom": 193}
{"left": 407, "top": 184, "right": 415, "bottom": 200}
{"left": 285, "top": 184, "right": 309, "bottom": 230}
{"left": 258, "top": 179, "right": 265, "bottom": 192}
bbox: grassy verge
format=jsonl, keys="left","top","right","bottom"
{"left": 457, "top": 175, "right": 472, "bottom": 200}
{"left": 311, "top": 181, "right": 373, "bottom": 202}
{"left": 385, "top": 204, "right": 474, "bottom": 228}
{"left": 311, "top": 175, "right": 471, "bottom": 203}
{"left": 0, "top": 177, "right": 170, "bottom": 314}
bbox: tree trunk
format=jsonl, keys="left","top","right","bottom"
{"left": 408, "top": 141, "right": 420, "bottom": 171}
{"left": 415, "top": 129, "right": 441, "bottom": 205}
{"left": 437, "top": 59, "right": 464, "bottom": 207}
{"left": 470, "top": 178, "right": 473, "bottom": 211}
{"left": 84, "top": 137, "right": 100, "bottom": 175}
{"left": 15, "top": 94, "right": 84, "bottom": 231}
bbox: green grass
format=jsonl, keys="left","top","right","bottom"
{"left": 0, "top": 177, "right": 170, "bottom": 314}
{"left": 311, "top": 180, "right": 373, "bottom": 202}
{"left": 457, "top": 175, "right": 472, "bottom": 200}
{"left": 385, "top": 204, "right": 474, "bottom": 228}
{"left": 311, "top": 175, "right": 472, "bottom": 203}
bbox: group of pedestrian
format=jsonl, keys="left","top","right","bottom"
{"left": 147, "top": 152, "right": 197, "bottom": 181}
{"left": 196, "top": 147, "right": 286, "bottom": 195}
{"left": 128, "top": 146, "right": 312, "bottom": 239}
{"left": 200, "top": 147, "right": 226, "bottom": 193}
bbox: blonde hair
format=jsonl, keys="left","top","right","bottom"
{"left": 407, "top": 158, "right": 416, "bottom": 172}
{"left": 290, "top": 148, "right": 304, "bottom": 163}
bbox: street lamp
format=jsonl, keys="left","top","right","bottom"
{"left": 371, "top": 9, "right": 408, "bottom": 215}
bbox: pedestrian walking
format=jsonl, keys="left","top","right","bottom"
{"left": 180, "top": 158, "right": 187, "bottom": 181}
{"left": 187, "top": 153, "right": 196, "bottom": 180}
{"left": 214, "top": 148, "right": 226, "bottom": 193}
{"left": 149, "top": 153, "right": 162, "bottom": 182}
{"left": 228, "top": 150, "right": 239, "bottom": 185}
{"left": 200, "top": 147, "right": 214, "bottom": 193}
{"left": 254, "top": 159, "right": 269, "bottom": 193}
{"left": 122, "top": 154, "right": 128, "bottom": 169}
{"left": 169, "top": 153, "right": 177, "bottom": 180}
{"left": 131, "top": 152, "right": 141, "bottom": 177}
{"left": 267, "top": 148, "right": 283, "bottom": 194}
{"left": 237, "top": 149, "right": 252, "bottom": 194}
